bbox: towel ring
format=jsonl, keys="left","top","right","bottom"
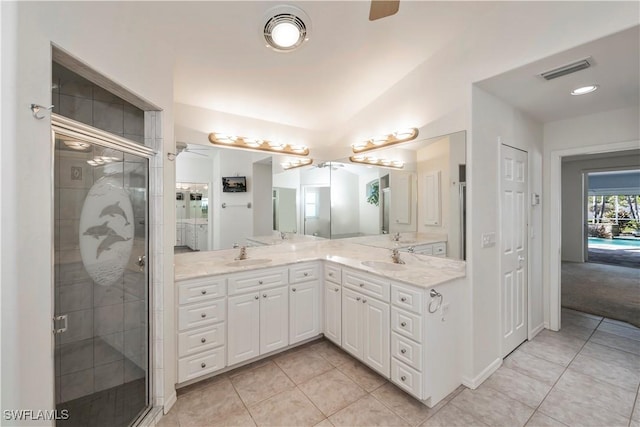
{"left": 428, "top": 289, "right": 443, "bottom": 313}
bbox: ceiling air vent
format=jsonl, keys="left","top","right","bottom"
{"left": 539, "top": 58, "right": 592, "bottom": 81}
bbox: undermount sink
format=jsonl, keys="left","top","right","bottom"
{"left": 361, "top": 260, "right": 407, "bottom": 271}
{"left": 225, "top": 258, "right": 272, "bottom": 267}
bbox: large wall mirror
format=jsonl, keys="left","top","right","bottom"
{"left": 174, "top": 130, "right": 466, "bottom": 259}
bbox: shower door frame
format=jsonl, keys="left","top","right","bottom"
{"left": 51, "top": 113, "right": 156, "bottom": 425}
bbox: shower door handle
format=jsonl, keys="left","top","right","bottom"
{"left": 137, "top": 255, "right": 146, "bottom": 268}
{"left": 53, "top": 315, "right": 67, "bottom": 334}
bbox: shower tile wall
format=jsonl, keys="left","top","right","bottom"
{"left": 52, "top": 63, "right": 145, "bottom": 143}
{"left": 53, "top": 63, "right": 147, "bottom": 405}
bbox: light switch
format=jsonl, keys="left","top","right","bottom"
{"left": 481, "top": 232, "right": 496, "bottom": 248}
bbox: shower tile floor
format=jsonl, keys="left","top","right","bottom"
{"left": 158, "top": 308, "right": 640, "bottom": 427}
{"left": 56, "top": 378, "right": 147, "bottom": 427}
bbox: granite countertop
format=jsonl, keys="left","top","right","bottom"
{"left": 342, "top": 232, "right": 448, "bottom": 250}
{"left": 175, "top": 239, "right": 465, "bottom": 289}
{"left": 246, "top": 233, "right": 326, "bottom": 246}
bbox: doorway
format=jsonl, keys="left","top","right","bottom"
{"left": 53, "top": 126, "right": 151, "bottom": 426}
{"left": 303, "top": 186, "right": 330, "bottom": 238}
{"left": 500, "top": 144, "right": 529, "bottom": 357}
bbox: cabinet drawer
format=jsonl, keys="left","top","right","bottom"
{"left": 392, "top": 332, "right": 422, "bottom": 371}
{"left": 178, "top": 324, "right": 226, "bottom": 357}
{"left": 178, "top": 278, "right": 226, "bottom": 305}
{"left": 343, "top": 270, "right": 390, "bottom": 302}
{"left": 228, "top": 267, "right": 288, "bottom": 295}
{"left": 324, "top": 264, "right": 341, "bottom": 284}
{"left": 178, "top": 347, "right": 226, "bottom": 382}
{"left": 391, "top": 307, "right": 422, "bottom": 342}
{"left": 391, "top": 284, "right": 423, "bottom": 314}
{"left": 178, "top": 299, "right": 226, "bottom": 331}
{"left": 289, "top": 263, "right": 321, "bottom": 283}
{"left": 391, "top": 358, "right": 423, "bottom": 399}
{"left": 433, "top": 243, "right": 446, "bottom": 257}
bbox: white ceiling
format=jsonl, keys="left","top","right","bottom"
{"left": 161, "top": 1, "right": 639, "bottom": 152}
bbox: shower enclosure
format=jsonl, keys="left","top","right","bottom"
{"left": 53, "top": 120, "right": 151, "bottom": 426}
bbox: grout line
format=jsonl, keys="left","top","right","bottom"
{"left": 628, "top": 382, "right": 640, "bottom": 427}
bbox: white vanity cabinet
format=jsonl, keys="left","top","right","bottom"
{"left": 289, "top": 263, "right": 322, "bottom": 345}
{"left": 323, "top": 263, "right": 342, "bottom": 345}
{"left": 176, "top": 277, "right": 227, "bottom": 382}
{"left": 341, "top": 269, "right": 390, "bottom": 377}
{"left": 227, "top": 267, "right": 289, "bottom": 366}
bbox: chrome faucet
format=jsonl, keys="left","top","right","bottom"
{"left": 392, "top": 232, "right": 401, "bottom": 242}
{"left": 391, "top": 249, "right": 405, "bottom": 264}
{"left": 235, "top": 246, "right": 247, "bottom": 260}
{"left": 280, "top": 231, "right": 286, "bottom": 240}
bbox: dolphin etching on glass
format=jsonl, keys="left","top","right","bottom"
{"left": 83, "top": 221, "right": 116, "bottom": 239}
{"left": 99, "top": 201, "right": 130, "bottom": 225}
{"left": 96, "top": 233, "right": 131, "bottom": 259}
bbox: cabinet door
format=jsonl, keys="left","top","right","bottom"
{"left": 341, "top": 288, "right": 363, "bottom": 359}
{"left": 227, "top": 293, "right": 260, "bottom": 365}
{"left": 324, "top": 283, "right": 341, "bottom": 345}
{"left": 260, "top": 286, "right": 289, "bottom": 354}
{"left": 290, "top": 280, "right": 321, "bottom": 345}
{"left": 363, "top": 297, "right": 390, "bottom": 377}
{"left": 391, "top": 172, "right": 412, "bottom": 225}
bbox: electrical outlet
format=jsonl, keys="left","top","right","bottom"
{"left": 481, "top": 232, "right": 496, "bottom": 248}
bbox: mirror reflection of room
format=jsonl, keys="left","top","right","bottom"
{"left": 174, "top": 130, "right": 465, "bottom": 259}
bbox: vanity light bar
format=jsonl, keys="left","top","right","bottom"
{"left": 281, "top": 158, "right": 313, "bottom": 170}
{"left": 208, "top": 132, "right": 310, "bottom": 157}
{"left": 351, "top": 128, "right": 419, "bottom": 154}
{"left": 349, "top": 155, "right": 404, "bottom": 169}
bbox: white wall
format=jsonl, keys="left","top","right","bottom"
{"left": 561, "top": 154, "right": 640, "bottom": 262}
{"left": 1, "top": 2, "right": 176, "bottom": 421}
{"left": 467, "top": 86, "right": 544, "bottom": 384}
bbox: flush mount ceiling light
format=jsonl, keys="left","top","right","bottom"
{"left": 63, "top": 140, "right": 91, "bottom": 151}
{"left": 350, "top": 155, "right": 404, "bottom": 169}
{"left": 571, "top": 85, "right": 599, "bottom": 96}
{"left": 208, "top": 132, "right": 310, "bottom": 157}
{"left": 263, "top": 5, "right": 311, "bottom": 52}
{"left": 281, "top": 158, "right": 313, "bottom": 170}
{"left": 351, "top": 128, "right": 419, "bottom": 154}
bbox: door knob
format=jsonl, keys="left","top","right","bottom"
{"left": 518, "top": 255, "right": 525, "bottom": 263}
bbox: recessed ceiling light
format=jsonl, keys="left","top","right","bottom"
{"left": 571, "top": 85, "right": 599, "bottom": 96}
{"left": 263, "top": 5, "right": 311, "bottom": 52}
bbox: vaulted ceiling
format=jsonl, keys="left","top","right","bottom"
{"left": 161, "top": 1, "right": 639, "bottom": 155}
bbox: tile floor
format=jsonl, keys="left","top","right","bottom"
{"left": 158, "top": 309, "right": 640, "bottom": 427}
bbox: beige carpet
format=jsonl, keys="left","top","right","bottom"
{"left": 562, "top": 261, "right": 640, "bottom": 328}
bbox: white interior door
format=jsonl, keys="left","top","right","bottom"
{"left": 500, "top": 144, "right": 528, "bottom": 357}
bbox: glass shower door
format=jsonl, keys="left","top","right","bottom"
{"left": 54, "top": 133, "right": 150, "bottom": 426}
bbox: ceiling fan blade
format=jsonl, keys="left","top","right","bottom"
{"left": 369, "top": 0, "right": 399, "bottom": 21}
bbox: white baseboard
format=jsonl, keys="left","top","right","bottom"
{"left": 164, "top": 391, "right": 177, "bottom": 414}
{"left": 461, "top": 357, "right": 502, "bottom": 389}
{"left": 529, "top": 323, "right": 545, "bottom": 339}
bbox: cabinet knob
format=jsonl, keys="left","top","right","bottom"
{"left": 401, "top": 322, "right": 407, "bottom": 327}
{"left": 263, "top": 294, "right": 267, "bottom": 298}
{"left": 292, "top": 288, "right": 297, "bottom": 292}
{"left": 303, "top": 272, "right": 309, "bottom": 277}
{"left": 356, "top": 297, "right": 361, "bottom": 301}
{"left": 329, "top": 272, "right": 334, "bottom": 277}
{"left": 401, "top": 376, "right": 406, "bottom": 382}
{"left": 400, "top": 348, "right": 407, "bottom": 354}
{"left": 400, "top": 297, "right": 407, "bottom": 302}
{"left": 258, "top": 280, "right": 263, "bottom": 285}
{"left": 201, "top": 338, "right": 206, "bottom": 343}
{"left": 201, "top": 363, "right": 206, "bottom": 368}
{"left": 255, "top": 295, "right": 259, "bottom": 300}
{"left": 362, "top": 299, "right": 367, "bottom": 304}
{"left": 359, "top": 283, "right": 365, "bottom": 287}
{"left": 408, "top": 247, "right": 414, "bottom": 253}
{"left": 334, "top": 288, "right": 339, "bottom": 292}
{"left": 201, "top": 290, "right": 207, "bottom": 295}
{"left": 201, "top": 313, "right": 207, "bottom": 318}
